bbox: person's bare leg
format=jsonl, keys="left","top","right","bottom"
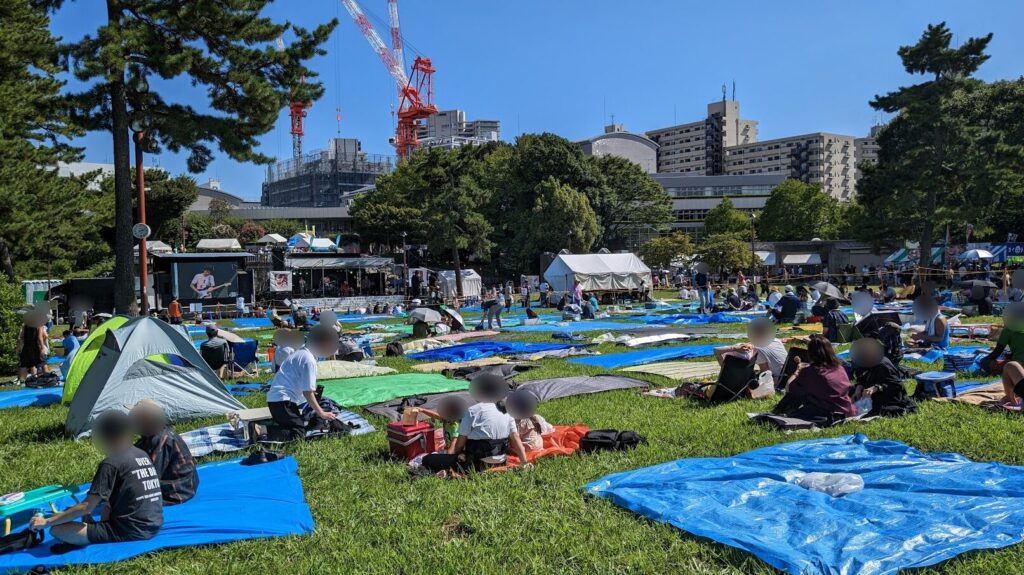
{"left": 1002, "top": 362, "right": 1024, "bottom": 404}
{"left": 51, "top": 522, "right": 90, "bottom": 546}
{"left": 17, "top": 367, "right": 27, "bottom": 381}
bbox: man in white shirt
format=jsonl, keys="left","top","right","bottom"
{"left": 766, "top": 287, "right": 782, "bottom": 308}
{"left": 713, "top": 318, "right": 788, "bottom": 382}
{"left": 267, "top": 326, "right": 339, "bottom": 440}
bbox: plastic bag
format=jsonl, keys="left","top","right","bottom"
{"left": 793, "top": 472, "right": 865, "bottom": 497}
{"left": 854, "top": 396, "right": 873, "bottom": 416}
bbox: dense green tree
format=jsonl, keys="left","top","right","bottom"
{"left": 856, "top": 23, "right": 999, "bottom": 266}
{"left": 0, "top": 1, "right": 110, "bottom": 281}
{"left": 589, "top": 155, "right": 673, "bottom": 249}
{"left": 46, "top": 0, "right": 336, "bottom": 312}
{"left": 517, "top": 177, "right": 600, "bottom": 265}
{"left": 0, "top": 280, "right": 22, "bottom": 373}
{"left": 639, "top": 233, "right": 694, "bottom": 270}
{"left": 99, "top": 169, "right": 199, "bottom": 243}
{"left": 697, "top": 233, "right": 758, "bottom": 274}
{"left": 237, "top": 222, "right": 267, "bottom": 246}
{"left": 261, "top": 219, "right": 305, "bottom": 238}
{"left": 703, "top": 197, "right": 752, "bottom": 236}
{"left": 758, "top": 180, "right": 847, "bottom": 241}
{"left": 207, "top": 198, "right": 234, "bottom": 223}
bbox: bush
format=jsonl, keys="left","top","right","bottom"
{"left": 0, "top": 281, "right": 24, "bottom": 374}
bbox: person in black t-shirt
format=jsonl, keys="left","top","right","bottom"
{"left": 30, "top": 411, "right": 163, "bottom": 549}
{"left": 131, "top": 400, "right": 199, "bottom": 505}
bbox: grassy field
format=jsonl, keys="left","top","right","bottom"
{"left": 3, "top": 313, "right": 1024, "bottom": 574}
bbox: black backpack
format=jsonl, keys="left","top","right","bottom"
{"left": 385, "top": 341, "right": 404, "bottom": 357}
{"left": 579, "top": 430, "right": 646, "bottom": 453}
{"left": 0, "top": 528, "right": 43, "bottom": 556}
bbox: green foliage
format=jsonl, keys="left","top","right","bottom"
{"left": 99, "top": 169, "right": 199, "bottom": 243}
{"left": 639, "top": 233, "right": 694, "bottom": 270}
{"left": 518, "top": 177, "right": 600, "bottom": 261}
{"left": 703, "top": 197, "right": 751, "bottom": 236}
{"left": 589, "top": 155, "right": 673, "bottom": 248}
{"left": 238, "top": 222, "right": 267, "bottom": 246}
{"left": 758, "top": 180, "right": 847, "bottom": 241}
{"left": 207, "top": 199, "right": 234, "bottom": 222}
{"left": 697, "top": 232, "right": 758, "bottom": 273}
{"left": 261, "top": 219, "right": 305, "bottom": 238}
{"left": 854, "top": 23, "right": 1023, "bottom": 265}
{"left": 0, "top": 280, "right": 23, "bottom": 373}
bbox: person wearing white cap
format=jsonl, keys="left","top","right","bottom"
{"left": 770, "top": 285, "right": 802, "bottom": 323}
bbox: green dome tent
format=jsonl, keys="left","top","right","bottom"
{"left": 62, "top": 315, "right": 131, "bottom": 403}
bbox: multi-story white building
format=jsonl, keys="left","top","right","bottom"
{"left": 854, "top": 124, "right": 884, "bottom": 180}
{"left": 416, "top": 109, "right": 500, "bottom": 149}
{"left": 652, "top": 173, "right": 786, "bottom": 240}
{"left": 577, "top": 124, "right": 658, "bottom": 173}
{"left": 724, "top": 133, "right": 858, "bottom": 200}
{"left": 645, "top": 100, "right": 758, "bottom": 175}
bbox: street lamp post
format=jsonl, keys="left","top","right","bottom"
{"left": 749, "top": 212, "right": 757, "bottom": 278}
{"left": 400, "top": 231, "right": 408, "bottom": 295}
{"left": 128, "top": 70, "right": 152, "bottom": 316}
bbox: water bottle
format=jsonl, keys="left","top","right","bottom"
{"left": 31, "top": 509, "right": 45, "bottom": 531}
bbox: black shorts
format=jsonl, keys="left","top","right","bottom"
{"left": 86, "top": 521, "right": 159, "bottom": 544}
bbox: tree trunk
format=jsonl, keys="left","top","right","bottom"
{"left": 0, "top": 238, "right": 16, "bottom": 283}
{"left": 452, "top": 247, "right": 464, "bottom": 299}
{"left": 107, "top": 2, "right": 134, "bottom": 314}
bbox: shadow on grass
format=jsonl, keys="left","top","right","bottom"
{"left": 6, "top": 421, "right": 66, "bottom": 444}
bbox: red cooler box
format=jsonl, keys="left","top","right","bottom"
{"left": 387, "top": 421, "right": 445, "bottom": 460}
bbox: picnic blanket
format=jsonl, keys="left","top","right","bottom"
{"left": 505, "top": 321, "right": 648, "bottom": 333}
{"left": 0, "top": 457, "right": 314, "bottom": 574}
{"left": 315, "top": 360, "right": 396, "bottom": 380}
{"left": 490, "top": 424, "right": 589, "bottom": 470}
{"left": 933, "top": 382, "right": 1005, "bottom": 405}
{"left": 433, "top": 330, "right": 500, "bottom": 342}
{"left": 586, "top": 434, "right": 1024, "bottom": 575}
{"left": 746, "top": 412, "right": 876, "bottom": 431}
{"left": 623, "top": 361, "right": 721, "bottom": 382}
{"left": 319, "top": 373, "right": 468, "bottom": 407}
{"left": 0, "top": 387, "right": 63, "bottom": 409}
{"left": 636, "top": 312, "right": 751, "bottom": 325}
{"left": 408, "top": 341, "right": 582, "bottom": 363}
{"left": 569, "top": 344, "right": 719, "bottom": 369}
{"left": 180, "top": 423, "right": 249, "bottom": 457}
{"left": 364, "top": 375, "right": 648, "bottom": 420}
{"left": 411, "top": 357, "right": 508, "bottom": 373}
{"left": 230, "top": 317, "right": 273, "bottom": 329}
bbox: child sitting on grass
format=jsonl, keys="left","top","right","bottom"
{"left": 30, "top": 411, "right": 163, "bottom": 552}
{"left": 504, "top": 389, "right": 553, "bottom": 452}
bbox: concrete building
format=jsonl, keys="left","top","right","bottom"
{"left": 416, "top": 109, "right": 500, "bottom": 150}
{"left": 646, "top": 100, "right": 758, "bottom": 175}
{"left": 724, "top": 133, "right": 858, "bottom": 200}
{"left": 651, "top": 173, "right": 786, "bottom": 239}
{"left": 260, "top": 138, "right": 394, "bottom": 207}
{"left": 577, "top": 124, "right": 658, "bottom": 173}
{"left": 855, "top": 124, "right": 884, "bottom": 180}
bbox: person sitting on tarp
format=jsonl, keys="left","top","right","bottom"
{"left": 772, "top": 335, "right": 856, "bottom": 425}
{"left": 713, "top": 318, "right": 788, "bottom": 383}
{"left": 581, "top": 294, "right": 596, "bottom": 320}
{"left": 421, "top": 374, "right": 530, "bottom": 473}
{"left": 906, "top": 296, "right": 950, "bottom": 352}
{"left": 850, "top": 338, "right": 917, "bottom": 417}
{"left": 769, "top": 285, "right": 802, "bottom": 323}
{"left": 821, "top": 298, "right": 851, "bottom": 343}
{"left": 130, "top": 400, "right": 199, "bottom": 505}
{"left": 267, "top": 326, "right": 340, "bottom": 441}
{"left": 981, "top": 302, "right": 1024, "bottom": 406}
{"left": 199, "top": 326, "right": 230, "bottom": 379}
{"left": 723, "top": 288, "right": 743, "bottom": 311}
{"left": 505, "top": 389, "right": 553, "bottom": 452}
{"left": 29, "top": 411, "right": 163, "bottom": 551}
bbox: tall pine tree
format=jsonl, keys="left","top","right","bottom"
{"left": 44, "top": 0, "right": 336, "bottom": 312}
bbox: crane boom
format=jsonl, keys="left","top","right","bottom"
{"left": 275, "top": 35, "right": 309, "bottom": 158}
{"left": 340, "top": 0, "right": 408, "bottom": 89}
{"left": 387, "top": 0, "right": 404, "bottom": 71}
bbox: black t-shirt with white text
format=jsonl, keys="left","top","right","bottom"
{"left": 88, "top": 446, "right": 164, "bottom": 537}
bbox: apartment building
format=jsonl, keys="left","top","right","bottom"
{"left": 854, "top": 124, "right": 884, "bottom": 180}
{"left": 415, "top": 109, "right": 500, "bottom": 149}
{"left": 645, "top": 100, "right": 758, "bottom": 175}
{"left": 724, "top": 132, "right": 858, "bottom": 200}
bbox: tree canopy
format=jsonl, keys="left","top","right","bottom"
{"left": 697, "top": 233, "right": 758, "bottom": 274}
{"left": 703, "top": 197, "right": 752, "bottom": 236}
{"left": 758, "top": 180, "right": 848, "bottom": 241}
{"left": 639, "top": 233, "right": 694, "bottom": 270}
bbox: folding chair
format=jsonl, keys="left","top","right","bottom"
{"left": 676, "top": 355, "right": 758, "bottom": 404}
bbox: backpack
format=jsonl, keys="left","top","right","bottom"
{"left": 24, "top": 372, "right": 61, "bottom": 389}
{"left": 385, "top": 342, "right": 404, "bottom": 357}
{"left": 579, "top": 430, "right": 646, "bottom": 453}
{"left": 0, "top": 528, "right": 43, "bottom": 556}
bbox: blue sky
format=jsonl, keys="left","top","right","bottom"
{"left": 50, "top": 0, "right": 1024, "bottom": 200}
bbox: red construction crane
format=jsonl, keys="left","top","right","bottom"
{"left": 276, "top": 36, "right": 310, "bottom": 159}
{"left": 341, "top": 0, "right": 437, "bottom": 159}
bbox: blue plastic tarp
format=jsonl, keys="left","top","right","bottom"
{"left": 586, "top": 434, "right": 1024, "bottom": 575}
{"left": 506, "top": 321, "right": 648, "bottom": 333}
{"left": 636, "top": 312, "right": 751, "bottom": 325}
{"left": 568, "top": 344, "right": 719, "bottom": 369}
{"left": 0, "top": 456, "right": 314, "bottom": 574}
{"left": 0, "top": 387, "right": 62, "bottom": 409}
{"left": 230, "top": 317, "right": 273, "bottom": 329}
{"left": 407, "top": 341, "right": 581, "bottom": 363}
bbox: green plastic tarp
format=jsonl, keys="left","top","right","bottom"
{"left": 318, "top": 373, "right": 468, "bottom": 407}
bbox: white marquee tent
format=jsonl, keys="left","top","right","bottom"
{"left": 543, "top": 253, "right": 652, "bottom": 293}
{"left": 438, "top": 269, "right": 483, "bottom": 299}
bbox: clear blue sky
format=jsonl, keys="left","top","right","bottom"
{"left": 50, "top": 0, "right": 1024, "bottom": 200}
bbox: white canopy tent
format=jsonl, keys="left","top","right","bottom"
{"left": 782, "top": 253, "right": 822, "bottom": 266}
{"left": 255, "top": 233, "right": 287, "bottom": 245}
{"left": 134, "top": 240, "right": 173, "bottom": 255}
{"left": 754, "top": 251, "right": 776, "bottom": 266}
{"left": 196, "top": 238, "right": 242, "bottom": 251}
{"left": 543, "top": 253, "right": 652, "bottom": 293}
{"left": 309, "top": 238, "right": 337, "bottom": 252}
{"left": 438, "top": 269, "right": 482, "bottom": 299}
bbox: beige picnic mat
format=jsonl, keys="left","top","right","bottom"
{"left": 411, "top": 356, "right": 508, "bottom": 373}
{"left": 934, "top": 383, "right": 1004, "bottom": 405}
{"left": 622, "top": 361, "right": 721, "bottom": 382}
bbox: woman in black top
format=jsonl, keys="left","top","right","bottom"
{"left": 851, "top": 338, "right": 917, "bottom": 417}
{"left": 17, "top": 318, "right": 47, "bottom": 381}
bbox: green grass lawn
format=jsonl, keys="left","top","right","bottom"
{"left": 4, "top": 318, "right": 1024, "bottom": 574}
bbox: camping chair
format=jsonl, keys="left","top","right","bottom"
{"left": 230, "top": 339, "right": 259, "bottom": 377}
{"left": 780, "top": 347, "right": 808, "bottom": 389}
{"left": 199, "top": 339, "right": 230, "bottom": 377}
{"left": 676, "top": 355, "right": 758, "bottom": 404}
{"left": 835, "top": 324, "right": 862, "bottom": 344}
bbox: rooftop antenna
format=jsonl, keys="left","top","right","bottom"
{"left": 732, "top": 80, "right": 736, "bottom": 101}
{"left": 610, "top": 112, "right": 616, "bottom": 126}
{"left": 721, "top": 83, "right": 727, "bottom": 103}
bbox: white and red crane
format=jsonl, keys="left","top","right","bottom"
{"left": 276, "top": 36, "right": 310, "bottom": 159}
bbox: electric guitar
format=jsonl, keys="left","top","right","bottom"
{"left": 194, "top": 272, "right": 238, "bottom": 299}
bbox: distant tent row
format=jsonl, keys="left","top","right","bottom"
{"left": 63, "top": 317, "right": 243, "bottom": 437}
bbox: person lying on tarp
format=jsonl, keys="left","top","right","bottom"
{"left": 981, "top": 302, "right": 1024, "bottom": 406}
{"left": 130, "top": 400, "right": 199, "bottom": 505}
{"left": 29, "top": 411, "right": 163, "bottom": 552}
{"left": 906, "top": 296, "right": 950, "bottom": 352}
{"left": 267, "top": 325, "right": 340, "bottom": 441}
{"left": 421, "top": 374, "right": 530, "bottom": 473}
{"left": 713, "top": 318, "right": 788, "bottom": 383}
{"left": 504, "top": 389, "right": 553, "bottom": 452}
{"left": 849, "top": 338, "right": 917, "bottom": 417}
{"left": 772, "top": 335, "right": 857, "bottom": 425}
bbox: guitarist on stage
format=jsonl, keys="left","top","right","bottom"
{"left": 191, "top": 268, "right": 218, "bottom": 299}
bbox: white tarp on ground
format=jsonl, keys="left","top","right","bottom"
{"left": 544, "top": 253, "right": 652, "bottom": 293}
{"left": 438, "top": 269, "right": 482, "bottom": 299}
